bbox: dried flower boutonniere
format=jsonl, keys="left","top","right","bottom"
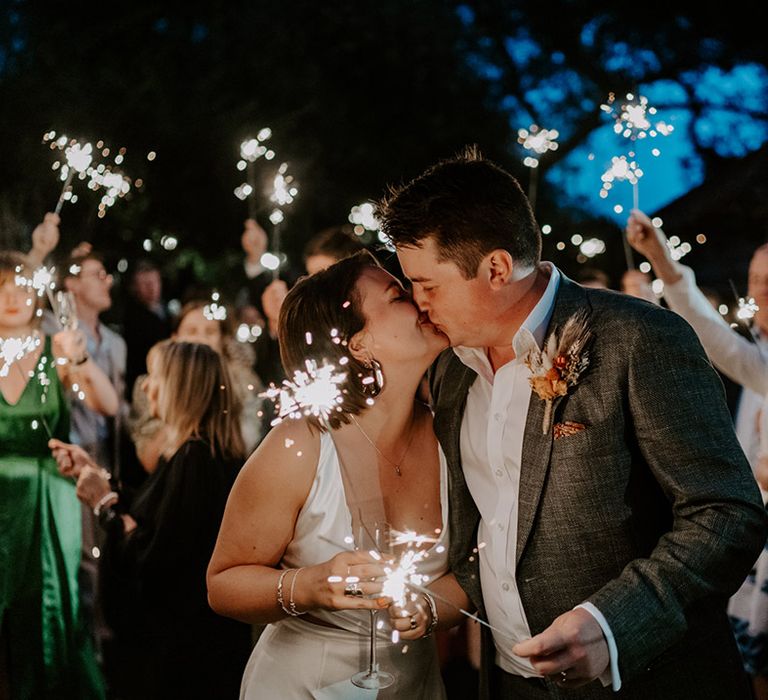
{"left": 524, "top": 310, "right": 592, "bottom": 434}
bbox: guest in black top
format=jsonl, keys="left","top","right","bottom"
{"left": 50, "top": 340, "right": 251, "bottom": 699}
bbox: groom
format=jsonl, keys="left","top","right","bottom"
{"left": 379, "top": 149, "right": 768, "bottom": 699}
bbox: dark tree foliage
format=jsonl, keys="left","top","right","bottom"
{"left": 0, "top": 1, "right": 766, "bottom": 295}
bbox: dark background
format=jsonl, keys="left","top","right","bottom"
{"left": 1, "top": 0, "right": 767, "bottom": 303}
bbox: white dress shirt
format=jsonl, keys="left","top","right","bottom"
{"left": 455, "top": 264, "right": 619, "bottom": 689}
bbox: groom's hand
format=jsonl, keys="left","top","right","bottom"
{"left": 512, "top": 608, "right": 609, "bottom": 688}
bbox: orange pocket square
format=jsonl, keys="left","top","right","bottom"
{"left": 553, "top": 421, "right": 587, "bottom": 439}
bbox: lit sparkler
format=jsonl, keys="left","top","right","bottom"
{"left": 348, "top": 202, "right": 394, "bottom": 251}
{"left": 665, "top": 235, "right": 692, "bottom": 262}
{"left": 517, "top": 124, "right": 559, "bottom": 212}
{"left": 88, "top": 167, "right": 132, "bottom": 218}
{"left": 737, "top": 297, "right": 759, "bottom": 321}
{"left": 601, "top": 92, "right": 674, "bottom": 143}
{"left": 235, "top": 128, "right": 274, "bottom": 217}
{"left": 0, "top": 334, "right": 42, "bottom": 377}
{"left": 44, "top": 133, "right": 94, "bottom": 214}
{"left": 203, "top": 291, "right": 227, "bottom": 321}
{"left": 261, "top": 358, "right": 346, "bottom": 425}
{"left": 268, "top": 162, "right": 299, "bottom": 278}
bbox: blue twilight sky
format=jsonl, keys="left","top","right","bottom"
{"left": 545, "top": 63, "right": 768, "bottom": 222}
{"left": 457, "top": 4, "right": 768, "bottom": 224}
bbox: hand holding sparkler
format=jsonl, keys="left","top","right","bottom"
{"left": 261, "top": 280, "right": 288, "bottom": 338}
{"left": 28, "top": 213, "right": 61, "bottom": 267}
{"left": 48, "top": 438, "right": 99, "bottom": 479}
{"left": 52, "top": 328, "right": 88, "bottom": 367}
{"left": 291, "top": 550, "right": 388, "bottom": 612}
{"left": 625, "top": 210, "right": 684, "bottom": 285}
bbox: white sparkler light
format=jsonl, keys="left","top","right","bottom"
{"left": 239, "top": 128, "right": 272, "bottom": 163}
{"left": 666, "top": 236, "right": 692, "bottom": 262}
{"left": 579, "top": 238, "right": 606, "bottom": 258}
{"left": 236, "top": 323, "right": 263, "bottom": 343}
{"left": 599, "top": 155, "right": 643, "bottom": 198}
{"left": 0, "top": 334, "right": 42, "bottom": 377}
{"left": 234, "top": 183, "right": 254, "bottom": 200}
{"left": 737, "top": 297, "right": 759, "bottom": 321}
{"left": 260, "top": 359, "right": 347, "bottom": 425}
{"left": 270, "top": 163, "right": 299, "bottom": 207}
{"left": 381, "top": 547, "right": 430, "bottom": 609}
{"left": 203, "top": 291, "right": 227, "bottom": 321}
{"left": 601, "top": 92, "right": 675, "bottom": 142}
{"left": 348, "top": 202, "right": 381, "bottom": 236}
{"left": 517, "top": 124, "right": 559, "bottom": 168}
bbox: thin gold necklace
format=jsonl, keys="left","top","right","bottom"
{"left": 350, "top": 413, "right": 418, "bottom": 477}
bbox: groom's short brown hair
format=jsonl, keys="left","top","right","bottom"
{"left": 378, "top": 146, "right": 541, "bottom": 279}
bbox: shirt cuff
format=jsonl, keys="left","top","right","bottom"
{"left": 575, "top": 602, "right": 622, "bottom": 692}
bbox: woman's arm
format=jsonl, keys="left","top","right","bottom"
{"left": 54, "top": 329, "right": 119, "bottom": 416}
{"left": 207, "top": 420, "right": 387, "bottom": 625}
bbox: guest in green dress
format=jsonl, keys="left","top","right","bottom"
{"left": 0, "top": 250, "right": 118, "bottom": 699}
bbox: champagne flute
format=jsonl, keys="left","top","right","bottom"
{"left": 351, "top": 520, "right": 395, "bottom": 690}
{"left": 53, "top": 290, "right": 79, "bottom": 331}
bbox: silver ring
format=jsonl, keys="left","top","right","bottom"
{"left": 409, "top": 616, "right": 418, "bottom": 630}
{"left": 344, "top": 582, "right": 363, "bottom": 597}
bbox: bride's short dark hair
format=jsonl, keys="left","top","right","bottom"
{"left": 377, "top": 145, "right": 541, "bottom": 278}
{"left": 278, "top": 250, "right": 382, "bottom": 431}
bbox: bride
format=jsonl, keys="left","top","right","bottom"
{"left": 207, "top": 251, "right": 470, "bottom": 698}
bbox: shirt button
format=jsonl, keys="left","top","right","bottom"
{"left": 494, "top": 413, "right": 504, "bottom": 422}
{"left": 495, "top": 469, "right": 503, "bottom": 478}
{"left": 497, "top": 522, "right": 505, "bottom": 531}
{"left": 502, "top": 582, "right": 510, "bottom": 592}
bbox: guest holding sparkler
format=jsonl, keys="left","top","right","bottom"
{"left": 0, "top": 250, "right": 115, "bottom": 699}
{"left": 208, "top": 252, "right": 471, "bottom": 698}
{"left": 50, "top": 340, "right": 252, "bottom": 700}
{"left": 26, "top": 212, "right": 61, "bottom": 268}
{"left": 627, "top": 210, "right": 768, "bottom": 698}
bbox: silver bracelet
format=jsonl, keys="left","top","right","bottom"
{"left": 277, "top": 569, "right": 293, "bottom": 616}
{"left": 289, "top": 567, "right": 307, "bottom": 616}
{"left": 93, "top": 491, "right": 118, "bottom": 517}
{"left": 422, "top": 591, "right": 438, "bottom": 638}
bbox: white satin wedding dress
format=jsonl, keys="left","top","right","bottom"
{"left": 240, "top": 431, "right": 450, "bottom": 699}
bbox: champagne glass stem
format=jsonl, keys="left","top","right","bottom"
{"left": 368, "top": 610, "right": 378, "bottom": 675}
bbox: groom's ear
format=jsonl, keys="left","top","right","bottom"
{"left": 348, "top": 330, "right": 373, "bottom": 364}
{"left": 484, "top": 249, "right": 514, "bottom": 289}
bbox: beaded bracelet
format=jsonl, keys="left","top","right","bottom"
{"left": 276, "top": 569, "right": 293, "bottom": 616}
{"left": 93, "top": 491, "right": 119, "bottom": 517}
{"left": 289, "top": 567, "right": 307, "bottom": 616}
{"left": 422, "top": 591, "right": 439, "bottom": 638}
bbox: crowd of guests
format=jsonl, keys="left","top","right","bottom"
{"left": 1, "top": 205, "right": 768, "bottom": 699}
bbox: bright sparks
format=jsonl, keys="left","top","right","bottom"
{"left": 737, "top": 297, "right": 759, "bottom": 321}
{"left": 261, "top": 359, "right": 346, "bottom": 425}
{"left": 601, "top": 92, "right": 675, "bottom": 142}
{"left": 517, "top": 124, "right": 559, "bottom": 168}
{"left": 0, "top": 334, "right": 41, "bottom": 378}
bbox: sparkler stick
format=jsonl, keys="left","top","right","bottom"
{"left": 268, "top": 162, "right": 299, "bottom": 280}
{"left": 517, "top": 125, "right": 559, "bottom": 212}
{"left": 236, "top": 129, "right": 274, "bottom": 219}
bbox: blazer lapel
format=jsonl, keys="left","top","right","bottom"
{"left": 516, "top": 276, "right": 590, "bottom": 566}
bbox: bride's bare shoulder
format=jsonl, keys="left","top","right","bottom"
{"left": 238, "top": 418, "right": 323, "bottom": 488}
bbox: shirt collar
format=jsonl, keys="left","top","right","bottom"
{"left": 453, "top": 262, "right": 561, "bottom": 377}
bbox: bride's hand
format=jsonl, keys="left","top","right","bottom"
{"left": 388, "top": 597, "right": 431, "bottom": 640}
{"left": 295, "top": 551, "right": 389, "bottom": 612}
